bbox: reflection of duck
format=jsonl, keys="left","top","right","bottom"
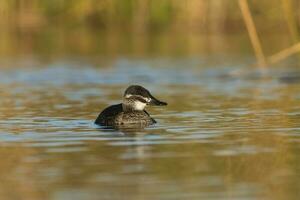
{"left": 95, "top": 85, "right": 167, "bottom": 127}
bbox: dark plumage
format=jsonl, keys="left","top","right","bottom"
{"left": 95, "top": 103, "right": 156, "bottom": 126}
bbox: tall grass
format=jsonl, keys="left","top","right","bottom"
{"left": 0, "top": 0, "right": 299, "bottom": 60}
{"left": 0, "top": 0, "right": 298, "bottom": 32}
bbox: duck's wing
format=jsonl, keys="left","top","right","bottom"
{"left": 95, "top": 103, "right": 123, "bottom": 125}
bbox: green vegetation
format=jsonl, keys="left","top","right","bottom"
{"left": 0, "top": 0, "right": 299, "bottom": 59}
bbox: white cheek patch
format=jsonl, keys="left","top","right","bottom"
{"left": 144, "top": 97, "right": 151, "bottom": 103}
{"left": 134, "top": 101, "right": 147, "bottom": 110}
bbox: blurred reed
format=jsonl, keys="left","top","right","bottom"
{"left": 239, "top": 0, "right": 267, "bottom": 68}
{"left": 0, "top": 0, "right": 299, "bottom": 63}
{"left": 238, "top": 0, "right": 300, "bottom": 67}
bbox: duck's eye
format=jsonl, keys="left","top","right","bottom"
{"left": 135, "top": 96, "right": 148, "bottom": 103}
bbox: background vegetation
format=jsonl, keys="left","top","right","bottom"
{"left": 0, "top": 0, "right": 299, "bottom": 60}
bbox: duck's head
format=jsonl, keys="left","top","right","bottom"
{"left": 122, "top": 85, "right": 167, "bottom": 111}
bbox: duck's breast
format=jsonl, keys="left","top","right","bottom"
{"left": 114, "top": 111, "right": 155, "bottom": 125}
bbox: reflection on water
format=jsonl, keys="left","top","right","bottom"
{"left": 1, "top": 58, "right": 300, "bottom": 200}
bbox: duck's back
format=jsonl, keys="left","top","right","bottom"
{"left": 95, "top": 103, "right": 123, "bottom": 126}
{"left": 95, "top": 104, "right": 156, "bottom": 126}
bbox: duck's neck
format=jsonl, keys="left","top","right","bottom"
{"left": 122, "top": 103, "right": 134, "bottom": 112}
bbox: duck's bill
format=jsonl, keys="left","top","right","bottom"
{"left": 148, "top": 96, "right": 167, "bottom": 106}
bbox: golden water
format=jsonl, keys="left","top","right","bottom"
{"left": 1, "top": 58, "right": 300, "bottom": 200}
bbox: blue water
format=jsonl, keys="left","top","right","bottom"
{"left": 1, "top": 57, "right": 300, "bottom": 200}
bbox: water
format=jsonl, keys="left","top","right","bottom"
{"left": 1, "top": 57, "right": 300, "bottom": 200}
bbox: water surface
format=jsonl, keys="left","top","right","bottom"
{"left": 1, "top": 58, "right": 300, "bottom": 200}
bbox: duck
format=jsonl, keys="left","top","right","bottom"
{"left": 95, "top": 85, "right": 167, "bottom": 127}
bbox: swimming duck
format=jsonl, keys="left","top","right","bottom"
{"left": 95, "top": 85, "right": 167, "bottom": 127}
